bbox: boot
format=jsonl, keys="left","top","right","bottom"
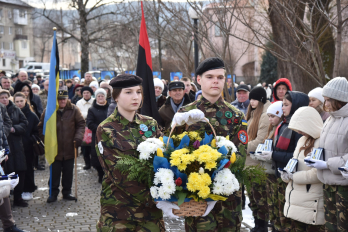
{"left": 257, "top": 219, "right": 268, "bottom": 232}
{"left": 13, "top": 199, "right": 28, "bottom": 207}
{"left": 251, "top": 218, "right": 260, "bottom": 232}
{"left": 47, "top": 196, "right": 57, "bottom": 203}
{"left": 4, "top": 225, "right": 24, "bottom": 232}
{"left": 63, "top": 194, "right": 77, "bottom": 201}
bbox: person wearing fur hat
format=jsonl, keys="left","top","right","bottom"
{"left": 245, "top": 86, "right": 271, "bottom": 231}
{"left": 153, "top": 78, "right": 166, "bottom": 109}
{"left": 76, "top": 86, "right": 95, "bottom": 170}
{"left": 305, "top": 77, "right": 348, "bottom": 231}
{"left": 89, "top": 81, "right": 99, "bottom": 96}
{"left": 308, "top": 87, "right": 330, "bottom": 122}
{"left": 86, "top": 88, "right": 109, "bottom": 183}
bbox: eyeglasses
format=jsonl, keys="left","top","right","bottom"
{"left": 76, "top": 88, "right": 82, "bottom": 91}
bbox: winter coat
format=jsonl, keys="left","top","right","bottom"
{"left": 283, "top": 107, "right": 324, "bottom": 225}
{"left": 0, "top": 185, "right": 10, "bottom": 206}
{"left": 156, "top": 95, "right": 166, "bottom": 110}
{"left": 76, "top": 97, "right": 94, "bottom": 119}
{"left": 14, "top": 82, "right": 42, "bottom": 118}
{"left": 3, "top": 101, "right": 28, "bottom": 173}
{"left": 158, "top": 94, "right": 191, "bottom": 130}
{"left": 71, "top": 95, "right": 82, "bottom": 105}
{"left": 272, "top": 78, "right": 293, "bottom": 102}
{"left": 38, "top": 100, "right": 85, "bottom": 161}
{"left": 0, "top": 104, "right": 12, "bottom": 136}
{"left": 86, "top": 100, "right": 109, "bottom": 168}
{"left": 107, "top": 97, "right": 117, "bottom": 117}
{"left": 231, "top": 99, "right": 249, "bottom": 116}
{"left": 32, "top": 94, "right": 43, "bottom": 117}
{"left": 246, "top": 101, "right": 271, "bottom": 166}
{"left": 317, "top": 103, "right": 348, "bottom": 186}
{"left": 68, "top": 85, "right": 75, "bottom": 99}
{"left": 20, "top": 103, "right": 39, "bottom": 153}
{"left": 272, "top": 91, "right": 309, "bottom": 177}
{"left": 39, "top": 90, "right": 48, "bottom": 110}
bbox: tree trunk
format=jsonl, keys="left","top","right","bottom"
{"left": 78, "top": 0, "right": 89, "bottom": 78}
{"left": 333, "top": 0, "right": 342, "bottom": 78}
{"left": 268, "top": 1, "right": 319, "bottom": 93}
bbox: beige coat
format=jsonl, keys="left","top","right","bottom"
{"left": 284, "top": 107, "right": 324, "bottom": 225}
{"left": 317, "top": 103, "right": 348, "bottom": 186}
{"left": 246, "top": 100, "right": 271, "bottom": 166}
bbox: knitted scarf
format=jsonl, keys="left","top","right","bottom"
{"left": 274, "top": 116, "right": 293, "bottom": 150}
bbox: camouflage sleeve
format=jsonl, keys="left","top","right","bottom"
{"left": 231, "top": 117, "right": 248, "bottom": 169}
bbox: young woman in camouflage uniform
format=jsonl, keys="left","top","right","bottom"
{"left": 305, "top": 77, "right": 348, "bottom": 232}
{"left": 95, "top": 74, "right": 164, "bottom": 232}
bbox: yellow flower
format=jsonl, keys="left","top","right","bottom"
{"left": 211, "top": 139, "right": 216, "bottom": 148}
{"left": 198, "top": 186, "right": 210, "bottom": 198}
{"left": 226, "top": 135, "right": 230, "bottom": 141}
{"left": 159, "top": 137, "right": 164, "bottom": 143}
{"left": 177, "top": 132, "right": 188, "bottom": 140}
{"left": 157, "top": 148, "right": 164, "bottom": 157}
{"left": 170, "top": 158, "right": 181, "bottom": 166}
{"left": 230, "top": 152, "right": 236, "bottom": 164}
{"left": 178, "top": 163, "right": 187, "bottom": 171}
{"left": 181, "top": 154, "right": 195, "bottom": 165}
{"left": 187, "top": 182, "right": 195, "bottom": 192}
{"left": 188, "top": 131, "right": 202, "bottom": 141}
{"left": 205, "top": 161, "right": 217, "bottom": 171}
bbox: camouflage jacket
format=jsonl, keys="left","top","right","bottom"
{"left": 178, "top": 96, "right": 248, "bottom": 171}
{"left": 95, "top": 108, "right": 164, "bottom": 231}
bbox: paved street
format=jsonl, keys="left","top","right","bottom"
{"left": 0, "top": 156, "right": 252, "bottom": 231}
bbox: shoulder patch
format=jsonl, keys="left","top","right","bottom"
{"left": 238, "top": 130, "right": 248, "bottom": 144}
{"left": 242, "top": 119, "right": 248, "bottom": 126}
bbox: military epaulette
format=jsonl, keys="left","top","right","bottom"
{"left": 224, "top": 101, "right": 242, "bottom": 114}
{"left": 138, "top": 114, "right": 155, "bottom": 121}
{"left": 180, "top": 101, "right": 198, "bottom": 111}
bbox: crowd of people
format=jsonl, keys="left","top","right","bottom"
{"left": 0, "top": 61, "right": 347, "bottom": 232}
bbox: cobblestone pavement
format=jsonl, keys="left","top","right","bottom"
{"left": 0, "top": 156, "right": 251, "bottom": 231}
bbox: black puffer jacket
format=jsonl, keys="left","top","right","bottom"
{"left": 3, "top": 101, "right": 28, "bottom": 173}
{"left": 0, "top": 105, "right": 10, "bottom": 158}
{"left": 20, "top": 103, "right": 39, "bottom": 152}
{"left": 0, "top": 103, "right": 12, "bottom": 136}
{"left": 71, "top": 95, "right": 82, "bottom": 105}
{"left": 272, "top": 91, "right": 309, "bottom": 177}
{"left": 86, "top": 100, "right": 109, "bottom": 167}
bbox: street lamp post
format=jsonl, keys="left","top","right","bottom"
{"left": 189, "top": 8, "right": 199, "bottom": 77}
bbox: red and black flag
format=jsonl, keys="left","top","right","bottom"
{"left": 136, "top": 2, "right": 162, "bottom": 124}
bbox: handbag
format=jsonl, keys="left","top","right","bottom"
{"left": 32, "top": 134, "right": 45, "bottom": 156}
{"left": 82, "top": 127, "right": 93, "bottom": 145}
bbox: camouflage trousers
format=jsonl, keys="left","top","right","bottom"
{"left": 266, "top": 177, "right": 291, "bottom": 232}
{"left": 290, "top": 220, "right": 325, "bottom": 232}
{"left": 185, "top": 189, "right": 242, "bottom": 232}
{"left": 323, "top": 184, "right": 348, "bottom": 232}
{"left": 247, "top": 179, "right": 269, "bottom": 221}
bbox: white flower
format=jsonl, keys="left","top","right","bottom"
{"left": 137, "top": 139, "right": 165, "bottom": 160}
{"left": 153, "top": 177, "right": 160, "bottom": 185}
{"left": 162, "top": 183, "right": 176, "bottom": 194}
{"left": 216, "top": 136, "right": 237, "bottom": 153}
{"left": 158, "top": 187, "right": 171, "bottom": 200}
{"left": 212, "top": 169, "right": 239, "bottom": 196}
{"left": 150, "top": 186, "right": 158, "bottom": 198}
{"left": 212, "top": 182, "right": 223, "bottom": 195}
{"left": 139, "top": 153, "right": 151, "bottom": 160}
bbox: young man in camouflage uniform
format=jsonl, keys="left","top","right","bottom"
{"left": 178, "top": 57, "right": 248, "bottom": 231}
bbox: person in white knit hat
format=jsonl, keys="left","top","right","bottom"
{"left": 153, "top": 78, "right": 166, "bottom": 109}
{"left": 304, "top": 77, "right": 348, "bottom": 232}
{"left": 89, "top": 81, "right": 99, "bottom": 95}
{"left": 308, "top": 87, "right": 330, "bottom": 122}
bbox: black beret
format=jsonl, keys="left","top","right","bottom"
{"left": 58, "top": 90, "right": 68, "bottom": 99}
{"left": 81, "top": 86, "right": 93, "bottom": 96}
{"left": 168, "top": 81, "right": 185, "bottom": 91}
{"left": 196, "top": 57, "right": 225, "bottom": 76}
{"left": 109, "top": 74, "right": 142, "bottom": 89}
{"left": 249, "top": 86, "right": 267, "bottom": 104}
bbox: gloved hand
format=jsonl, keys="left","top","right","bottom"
{"left": 74, "top": 139, "right": 82, "bottom": 148}
{"left": 171, "top": 113, "right": 188, "bottom": 127}
{"left": 340, "top": 167, "right": 348, "bottom": 179}
{"left": 9, "top": 178, "right": 19, "bottom": 190}
{"left": 156, "top": 201, "right": 180, "bottom": 219}
{"left": 0, "top": 180, "right": 11, "bottom": 187}
{"left": 305, "top": 158, "right": 328, "bottom": 170}
{"left": 254, "top": 151, "right": 272, "bottom": 161}
{"left": 202, "top": 201, "right": 217, "bottom": 217}
{"left": 186, "top": 109, "right": 207, "bottom": 126}
{"left": 278, "top": 169, "right": 293, "bottom": 183}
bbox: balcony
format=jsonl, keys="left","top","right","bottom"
{"left": 13, "top": 9, "right": 28, "bottom": 25}
{"left": 14, "top": 34, "right": 28, "bottom": 40}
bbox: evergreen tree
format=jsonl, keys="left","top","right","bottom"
{"left": 259, "top": 50, "right": 278, "bottom": 84}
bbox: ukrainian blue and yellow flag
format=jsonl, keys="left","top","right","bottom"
{"left": 43, "top": 28, "right": 59, "bottom": 166}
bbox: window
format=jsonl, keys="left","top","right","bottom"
{"left": 16, "top": 28, "right": 22, "bottom": 35}
{"left": 9, "top": 27, "right": 12, "bottom": 35}
{"left": 34, "top": 66, "right": 42, "bottom": 69}
{"left": 8, "top": 10, "right": 12, "bottom": 19}
{"left": 19, "top": 10, "right": 26, "bottom": 18}
{"left": 2, "top": 59, "right": 5, "bottom": 67}
{"left": 214, "top": 24, "right": 221, "bottom": 37}
{"left": 21, "top": 41, "right": 27, "bottom": 49}
{"left": 97, "top": 59, "right": 104, "bottom": 64}
{"left": 10, "top": 42, "right": 13, "bottom": 50}
{"left": 0, "top": 26, "right": 4, "bottom": 34}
